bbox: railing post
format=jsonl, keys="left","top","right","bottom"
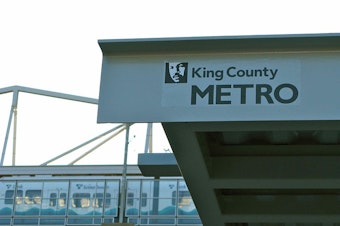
{"left": 1, "top": 89, "right": 18, "bottom": 166}
{"left": 144, "top": 123, "right": 152, "bottom": 153}
{"left": 118, "top": 123, "right": 130, "bottom": 223}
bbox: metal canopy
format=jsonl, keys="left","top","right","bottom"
{"left": 97, "top": 33, "right": 340, "bottom": 123}
{"left": 97, "top": 33, "right": 340, "bottom": 226}
{"left": 137, "top": 153, "right": 181, "bottom": 177}
{"left": 99, "top": 33, "right": 340, "bottom": 55}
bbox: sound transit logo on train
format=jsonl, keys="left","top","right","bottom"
{"left": 162, "top": 60, "right": 301, "bottom": 106}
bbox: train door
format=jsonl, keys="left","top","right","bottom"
{"left": 42, "top": 181, "right": 68, "bottom": 212}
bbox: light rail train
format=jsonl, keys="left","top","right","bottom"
{"left": 0, "top": 165, "right": 201, "bottom": 226}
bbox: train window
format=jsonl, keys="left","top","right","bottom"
{"left": 126, "top": 192, "right": 134, "bottom": 206}
{"left": 49, "top": 193, "right": 67, "bottom": 207}
{"left": 5, "top": 190, "right": 14, "bottom": 204}
{"left": 5, "top": 190, "right": 23, "bottom": 204}
{"left": 16, "top": 190, "right": 23, "bottom": 204}
{"left": 49, "top": 193, "right": 57, "bottom": 206}
{"left": 178, "top": 191, "right": 191, "bottom": 207}
{"left": 25, "top": 190, "right": 42, "bottom": 205}
{"left": 93, "top": 193, "right": 102, "bottom": 208}
{"left": 59, "top": 193, "right": 66, "bottom": 207}
{"left": 5, "top": 190, "right": 23, "bottom": 205}
{"left": 171, "top": 191, "right": 176, "bottom": 205}
{"left": 72, "top": 193, "right": 90, "bottom": 208}
{"left": 172, "top": 190, "right": 191, "bottom": 206}
{"left": 141, "top": 193, "right": 147, "bottom": 207}
{"left": 93, "top": 193, "right": 111, "bottom": 208}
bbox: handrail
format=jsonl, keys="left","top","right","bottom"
{"left": 0, "top": 85, "right": 98, "bottom": 104}
{"left": 1, "top": 86, "right": 98, "bottom": 166}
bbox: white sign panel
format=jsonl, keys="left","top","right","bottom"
{"left": 97, "top": 51, "right": 340, "bottom": 123}
{"left": 162, "top": 59, "right": 300, "bottom": 107}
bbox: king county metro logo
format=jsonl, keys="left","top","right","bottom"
{"left": 164, "top": 62, "right": 188, "bottom": 83}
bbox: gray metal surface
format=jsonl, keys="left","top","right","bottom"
{"left": 96, "top": 33, "right": 340, "bottom": 226}
{"left": 0, "top": 165, "right": 141, "bottom": 177}
{"left": 163, "top": 120, "right": 340, "bottom": 225}
{"left": 138, "top": 153, "right": 181, "bottom": 177}
{"left": 98, "top": 33, "right": 340, "bottom": 55}
{"left": 97, "top": 33, "right": 340, "bottom": 123}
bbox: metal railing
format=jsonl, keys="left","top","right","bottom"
{"left": 0, "top": 86, "right": 153, "bottom": 166}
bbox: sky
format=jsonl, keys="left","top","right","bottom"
{"left": 1, "top": 0, "right": 340, "bottom": 166}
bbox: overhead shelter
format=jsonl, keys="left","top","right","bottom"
{"left": 97, "top": 34, "right": 340, "bottom": 226}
